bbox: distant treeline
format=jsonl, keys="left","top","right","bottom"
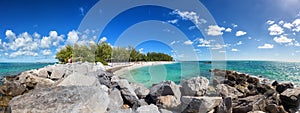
{"left": 55, "top": 42, "right": 173, "bottom": 65}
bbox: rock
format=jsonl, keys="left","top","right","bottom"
{"left": 233, "top": 95, "right": 266, "bottom": 113}
{"left": 216, "top": 97, "right": 232, "bottom": 113}
{"left": 255, "top": 84, "right": 272, "bottom": 94}
{"left": 265, "top": 104, "right": 287, "bottom": 113}
{"left": 160, "top": 108, "right": 178, "bottom": 113}
{"left": 0, "top": 96, "right": 12, "bottom": 107}
{"left": 108, "top": 88, "right": 123, "bottom": 110}
{"left": 213, "top": 78, "right": 220, "bottom": 87}
{"left": 215, "top": 84, "right": 243, "bottom": 99}
{"left": 247, "top": 76, "right": 260, "bottom": 85}
{"left": 108, "top": 108, "right": 133, "bottom": 113}
{"left": 280, "top": 87, "right": 300, "bottom": 112}
{"left": 115, "top": 79, "right": 139, "bottom": 107}
{"left": 225, "top": 74, "right": 236, "bottom": 81}
{"left": 180, "top": 76, "right": 209, "bottom": 96}
{"left": 147, "top": 81, "right": 181, "bottom": 104}
{"left": 247, "top": 111, "right": 266, "bottom": 113}
{"left": 130, "top": 82, "right": 150, "bottom": 99}
{"left": 276, "top": 82, "right": 294, "bottom": 94}
{"left": 136, "top": 104, "right": 160, "bottom": 113}
{"left": 9, "top": 86, "right": 109, "bottom": 113}
{"left": 97, "top": 73, "right": 113, "bottom": 88}
{"left": 223, "top": 80, "right": 236, "bottom": 87}
{"left": 57, "top": 72, "right": 99, "bottom": 87}
{"left": 49, "top": 68, "right": 65, "bottom": 80}
{"left": 157, "top": 95, "right": 180, "bottom": 110}
{"left": 0, "top": 81, "right": 25, "bottom": 96}
{"left": 272, "top": 81, "right": 279, "bottom": 86}
{"left": 180, "top": 96, "right": 222, "bottom": 113}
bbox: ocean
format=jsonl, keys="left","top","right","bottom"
{"left": 0, "top": 63, "right": 55, "bottom": 77}
{"left": 121, "top": 61, "right": 300, "bottom": 87}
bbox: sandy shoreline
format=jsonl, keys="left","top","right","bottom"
{"left": 105, "top": 61, "right": 176, "bottom": 76}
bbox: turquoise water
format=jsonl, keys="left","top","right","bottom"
{"left": 0, "top": 63, "right": 55, "bottom": 77}
{"left": 121, "top": 61, "right": 300, "bottom": 87}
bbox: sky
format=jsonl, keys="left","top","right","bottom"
{"left": 1, "top": 0, "right": 300, "bottom": 62}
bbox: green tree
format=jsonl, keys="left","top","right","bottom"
{"left": 55, "top": 45, "right": 73, "bottom": 63}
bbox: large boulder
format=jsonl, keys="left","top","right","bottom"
{"left": 136, "top": 104, "right": 160, "bottom": 113}
{"left": 215, "top": 84, "right": 243, "bottom": 99}
{"left": 280, "top": 87, "right": 300, "bottom": 112}
{"left": 9, "top": 86, "right": 109, "bottom": 113}
{"left": 130, "top": 82, "right": 150, "bottom": 99}
{"left": 114, "top": 79, "right": 139, "bottom": 107}
{"left": 265, "top": 104, "right": 287, "bottom": 113}
{"left": 276, "top": 82, "right": 294, "bottom": 94}
{"left": 108, "top": 88, "right": 124, "bottom": 111}
{"left": 180, "top": 76, "right": 209, "bottom": 96}
{"left": 180, "top": 96, "right": 223, "bottom": 113}
{"left": 157, "top": 95, "right": 180, "bottom": 110}
{"left": 233, "top": 95, "right": 266, "bottom": 113}
{"left": 57, "top": 72, "right": 99, "bottom": 87}
{"left": 216, "top": 97, "right": 232, "bottom": 113}
{"left": 147, "top": 81, "right": 181, "bottom": 104}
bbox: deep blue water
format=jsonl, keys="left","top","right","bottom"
{"left": 121, "top": 61, "right": 300, "bottom": 87}
{"left": 0, "top": 63, "right": 55, "bottom": 77}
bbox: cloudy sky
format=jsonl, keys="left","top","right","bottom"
{"left": 1, "top": 0, "right": 300, "bottom": 62}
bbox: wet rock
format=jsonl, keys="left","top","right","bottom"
{"left": 147, "top": 81, "right": 181, "bottom": 104}
{"left": 276, "top": 82, "right": 294, "bottom": 94}
{"left": 9, "top": 86, "right": 109, "bottom": 113}
{"left": 233, "top": 95, "right": 266, "bottom": 113}
{"left": 136, "top": 104, "right": 160, "bottom": 113}
{"left": 280, "top": 87, "right": 300, "bottom": 112}
{"left": 180, "top": 76, "right": 209, "bottom": 96}
{"left": 180, "top": 96, "right": 222, "bottom": 113}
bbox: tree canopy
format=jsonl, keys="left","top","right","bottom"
{"left": 55, "top": 42, "right": 173, "bottom": 65}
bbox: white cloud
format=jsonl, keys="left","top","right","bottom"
{"left": 283, "top": 23, "right": 293, "bottom": 29}
{"left": 273, "top": 35, "right": 293, "bottom": 44}
{"left": 225, "top": 28, "right": 232, "bottom": 32}
{"left": 197, "top": 38, "right": 212, "bottom": 47}
{"left": 236, "top": 41, "right": 243, "bottom": 45}
{"left": 42, "top": 49, "right": 52, "bottom": 56}
{"left": 293, "top": 19, "right": 300, "bottom": 26}
{"left": 232, "top": 24, "right": 238, "bottom": 28}
{"left": 138, "top": 48, "right": 144, "bottom": 53}
{"left": 279, "top": 20, "right": 284, "bottom": 25}
{"left": 40, "top": 36, "right": 51, "bottom": 48}
{"left": 231, "top": 48, "right": 239, "bottom": 52}
{"left": 4, "top": 53, "right": 8, "bottom": 56}
{"left": 5, "top": 30, "right": 16, "bottom": 41}
{"left": 67, "top": 30, "right": 79, "bottom": 44}
{"left": 33, "top": 32, "right": 41, "bottom": 39}
{"left": 258, "top": 44, "right": 274, "bottom": 49}
{"left": 9, "top": 50, "right": 38, "bottom": 58}
{"left": 172, "top": 9, "right": 207, "bottom": 27}
{"left": 167, "top": 19, "right": 178, "bottom": 24}
{"left": 170, "top": 41, "right": 176, "bottom": 45}
{"left": 9, "top": 32, "right": 36, "bottom": 51}
{"left": 183, "top": 40, "right": 193, "bottom": 45}
{"left": 266, "top": 20, "right": 275, "bottom": 25}
{"left": 100, "top": 37, "right": 107, "bottom": 42}
{"left": 211, "top": 44, "right": 230, "bottom": 50}
{"left": 207, "top": 25, "right": 225, "bottom": 36}
{"left": 268, "top": 24, "right": 284, "bottom": 35}
{"left": 235, "top": 30, "right": 247, "bottom": 37}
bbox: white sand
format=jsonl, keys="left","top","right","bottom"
{"left": 107, "top": 61, "right": 176, "bottom": 76}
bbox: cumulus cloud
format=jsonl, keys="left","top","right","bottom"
{"left": 100, "top": 37, "right": 107, "bottom": 42}
{"left": 292, "top": 19, "right": 300, "bottom": 32}
{"left": 258, "top": 44, "right": 274, "bottom": 49}
{"left": 183, "top": 40, "right": 193, "bottom": 45}
{"left": 279, "top": 20, "right": 284, "bottom": 25}
{"left": 273, "top": 35, "right": 293, "bottom": 44}
{"left": 235, "top": 31, "right": 247, "bottom": 37}
{"left": 266, "top": 20, "right": 275, "bottom": 25}
{"left": 236, "top": 41, "right": 243, "bottom": 45}
{"left": 283, "top": 23, "right": 293, "bottom": 29}
{"left": 207, "top": 25, "right": 225, "bottom": 36}
{"left": 42, "top": 49, "right": 52, "bottom": 56}
{"left": 9, "top": 50, "right": 38, "bottom": 58}
{"left": 5, "top": 30, "right": 16, "bottom": 41}
{"left": 171, "top": 9, "right": 207, "bottom": 27}
{"left": 268, "top": 24, "right": 284, "bottom": 35}
{"left": 167, "top": 19, "right": 178, "bottom": 24}
{"left": 231, "top": 48, "right": 239, "bottom": 52}
{"left": 9, "top": 32, "right": 36, "bottom": 51}
{"left": 232, "top": 24, "right": 238, "bottom": 28}
{"left": 225, "top": 28, "right": 232, "bottom": 32}
{"left": 197, "top": 38, "right": 212, "bottom": 47}
{"left": 67, "top": 30, "right": 79, "bottom": 44}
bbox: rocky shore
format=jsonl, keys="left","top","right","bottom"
{"left": 0, "top": 63, "right": 300, "bottom": 113}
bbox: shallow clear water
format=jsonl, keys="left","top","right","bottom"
{"left": 0, "top": 63, "right": 55, "bottom": 77}
{"left": 121, "top": 61, "right": 300, "bottom": 87}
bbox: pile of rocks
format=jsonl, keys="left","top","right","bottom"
{"left": 1, "top": 63, "right": 300, "bottom": 113}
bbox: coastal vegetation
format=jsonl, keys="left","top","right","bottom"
{"left": 55, "top": 42, "right": 173, "bottom": 64}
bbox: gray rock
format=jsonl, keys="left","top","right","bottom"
{"left": 160, "top": 109, "right": 178, "bottom": 113}
{"left": 49, "top": 68, "right": 65, "bottom": 80}
{"left": 276, "top": 82, "right": 294, "bottom": 94}
{"left": 180, "top": 76, "right": 209, "bottom": 96}
{"left": 216, "top": 97, "right": 232, "bottom": 113}
{"left": 57, "top": 72, "right": 99, "bottom": 87}
{"left": 136, "top": 104, "right": 160, "bottom": 113}
{"left": 157, "top": 95, "right": 181, "bottom": 110}
{"left": 147, "top": 81, "right": 181, "bottom": 104}
{"left": 233, "top": 95, "right": 266, "bottom": 113}
{"left": 265, "top": 104, "right": 288, "bottom": 113}
{"left": 215, "top": 84, "right": 243, "bottom": 99}
{"left": 180, "top": 96, "right": 223, "bottom": 113}
{"left": 280, "top": 87, "right": 300, "bottom": 112}
{"left": 115, "top": 79, "right": 139, "bottom": 107}
{"left": 247, "top": 111, "right": 266, "bottom": 113}
{"left": 108, "top": 88, "right": 123, "bottom": 110}
{"left": 9, "top": 86, "right": 109, "bottom": 113}
{"left": 130, "top": 82, "right": 150, "bottom": 99}
{"left": 109, "top": 108, "right": 133, "bottom": 113}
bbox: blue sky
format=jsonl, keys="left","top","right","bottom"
{"left": 1, "top": 0, "right": 300, "bottom": 62}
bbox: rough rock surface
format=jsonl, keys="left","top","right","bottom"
{"left": 147, "top": 81, "right": 181, "bottom": 104}
{"left": 180, "top": 96, "right": 223, "bottom": 113}
{"left": 136, "top": 104, "right": 160, "bottom": 113}
{"left": 216, "top": 84, "right": 243, "bottom": 99}
{"left": 233, "top": 95, "right": 266, "bottom": 113}
{"left": 9, "top": 86, "right": 109, "bottom": 113}
{"left": 180, "top": 76, "right": 209, "bottom": 96}
{"left": 280, "top": 87, "right": 300, "bottom": 112}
